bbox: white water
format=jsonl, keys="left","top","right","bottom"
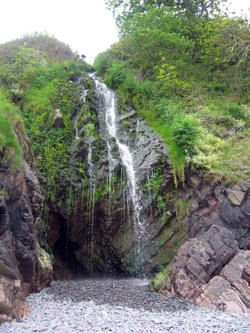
{"left": 74, "top": 113, "right": 80, "bottom": 140}
{"left": 92, "top": 76, "right": 144, "bottom": 242}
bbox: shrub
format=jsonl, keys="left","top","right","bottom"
{"left": 94, "top": 53, "right": 112, "bottom": 77}
{"left": 226, "top": 103, "right": 248, "bottom": 121}
{"left": 106, "top": 63, "right": 127, "bottom": 90}
{"left": 171, "top": 116, "right": 200, "bottom": 157}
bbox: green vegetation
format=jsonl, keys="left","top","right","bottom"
{"left": 0, "top": 33, "right": 94, "bottom": 198}
{"left": 0, "top": 90, "right": 22, "bottom": 166}
{"left": 38, "top": 247, "right": 53, "bottom": 270}
{"left": 150, "top": 265, "right": 171, "bottom": 292}
{"left": 95, "top": 3, "right": 250, "bottom": 184}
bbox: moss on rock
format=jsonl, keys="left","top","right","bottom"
{"left": 38, "top": 248, "right": 53, "bottom": 271}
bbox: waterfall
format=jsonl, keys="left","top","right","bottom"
{"left": 92, "top": 76, "right": 145, "bottom": 249}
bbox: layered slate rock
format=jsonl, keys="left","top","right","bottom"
{"left": 0, "top": 131, "right": 52, "bottom": 323}
{"left": 196, "top": 250, "right": 250, "bottom": 313}
{"left": 154, "top": 178, "right": 250, "bottom": 313}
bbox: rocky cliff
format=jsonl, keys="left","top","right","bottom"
{"left": 0, "top": 124, "right": 52, "bottom": 323}
{"left": 152, "top": 176, "right": 250, "bottom": 313}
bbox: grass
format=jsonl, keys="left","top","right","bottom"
{"left": 0, "top": 90, "right": 22, "bottom": 164}
{"left": 137, "top": 107, "right": 185, "bottom": 185}
{"left": 215, "top": 129, "right": 250, "bottom": 184}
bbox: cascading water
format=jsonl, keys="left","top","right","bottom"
{"left": 92, "top": 76, "right": 146, "bottom": 255}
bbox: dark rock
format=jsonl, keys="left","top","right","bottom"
{"left": 188, "top": 175, "right": 202, "bottom": 191}
{"left": 0, "top": 129, "right": 52, "bottom": 322}
{"left": 53, "top": 109, "right": 65, "bottom": 128}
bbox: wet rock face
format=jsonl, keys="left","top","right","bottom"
{"left": 47, "top": 80, "right": 175, "bottom": 277}
{"left": 158, "top": 178, "right": 250, "bottom": 313}
{"left": 0, "top": 136, "right": 52, "bottom": 322}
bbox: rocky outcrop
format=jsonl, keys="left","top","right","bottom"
{"left": 197, "top": 251, "right": 250, "bottom": 313}
{"left": 154, "top": 177, "right": 250, "bottom": 313}
{"left": 0, "top": 130, "right": 52, "bottom": 323}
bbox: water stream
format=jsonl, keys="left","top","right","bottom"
{"left": 92, "top": 76, "right": 145, "bottom": 250}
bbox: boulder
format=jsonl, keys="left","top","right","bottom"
{"left": 196, "top": 276, "right": 231, "bottom": 309}
{"left": 0, "top": 276, "right": 29, "bottom": 324}
{"left": 168, "top": 225, "right": 237, "bottom": 299}
{"left": 217, "top": 289, "right": 248, "bottom": 313}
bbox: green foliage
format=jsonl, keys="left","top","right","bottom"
{"left": 171, "top": 116, "right": 200, "bottom": 157}
{"left": 0, "top": 90, "right": 22, "bottom": 165}
{"left": 96, "top": 5, "right": 250, "bottom": 184}
{"left": 105, "top": 0, "right": 220, "bottom": 27}
{"left": 146, "top": 168, "right": 164, "bottom": 192}
{"left": 150, "top": 265, "right": 171, "bottom": 292}
{"left": 175, "top": 198, "right": 190, "bottom": 222}
{"left": 156, "top": 195, "right": 166, "bottom": 211}
{"left": 226, "top": 103, "right": 249, "bottom": 122}
{"left": 0, "top": 33, "right": 93, "bottom": 200}
{"left": 38, "top": 247, "right": 53, "bottom": 270}
{"left": 191, "top": 131, "right": 225, "bottom": 171}
{"left": 94, "top": 53, "right": 113, "bottom": 77}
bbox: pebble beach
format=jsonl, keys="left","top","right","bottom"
{"left": 1, "top": 279, "right": 250, "bottom": 333}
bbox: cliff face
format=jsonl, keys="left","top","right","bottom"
{"left": 47, "top": 77, "right": 179, "bottom": 277}
{"left": 152, "top": 176, "right": 250, "bottom": 313}
{"left": 0, "top": 127, "right": 52, "bottom": 323}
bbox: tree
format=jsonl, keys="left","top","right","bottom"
{"left": 105, "top": 0, "right": 220, "bottom": 27}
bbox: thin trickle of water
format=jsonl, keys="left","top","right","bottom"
{"left": 87, "top": 143, "right": 96, "bottom": 274}
{"left": 106, "top": 141, "right": 114, "bottom": 227}
{"left": 81, "top": 88, "right": 88, "bottom": 103}
{"left": 74, "top": 113, "right": 80, "bottom": 140}
{"left": 147, "top": 173, "right": 153, "bottom": 219}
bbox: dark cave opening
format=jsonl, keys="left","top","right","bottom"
{"left": 48, "top": 212, "right": 86, "bottom": 278}
{"left": 48, "top": 210, "right": 127, "bottom": 278}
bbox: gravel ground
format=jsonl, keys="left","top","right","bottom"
{"left": 1, "top": 279, "right": 250, "bottom": 333}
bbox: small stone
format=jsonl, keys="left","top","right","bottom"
{"left": 227, "top": 189, "right": 245, "bottom": 206}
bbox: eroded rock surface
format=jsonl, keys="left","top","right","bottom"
{"left": 0, "top": 132, "right": 52, "bottom": 323}
{"left": 156, "top": 178, "right": 250, "bottom": 313}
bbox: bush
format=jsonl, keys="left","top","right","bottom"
{"left": 171, "top": 116, "right": 200, "bottom": 157}
{"left": 226, "top": 103, "right": 248, "bottom": 121}
{"left": 106, "top": 63, "right": 127, "bottom": 90}
{"left": 94, "top": 53, "right": 112, "bottom": 77}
